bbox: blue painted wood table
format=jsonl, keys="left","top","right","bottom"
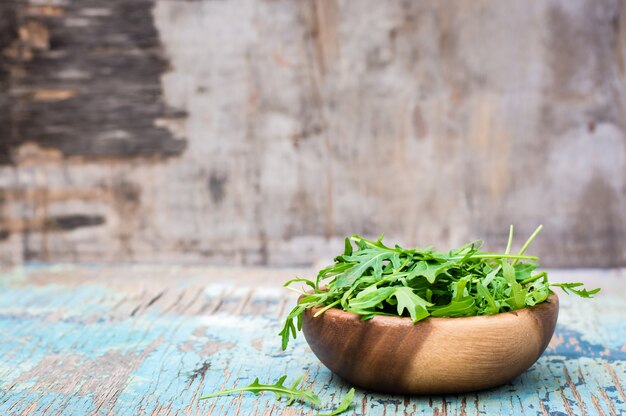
{"left": 0, "top": 266, "right": 624, "bottom": 415}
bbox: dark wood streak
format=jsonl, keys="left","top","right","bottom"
{"left": 45, "top": 214, "right": 105, "bottom": 231}
{"left": 0, "top": 0, "right": 186, "bottom": 165}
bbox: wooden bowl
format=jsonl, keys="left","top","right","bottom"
{"left": 301, "top": 294, "right": 559, "bottom": 394}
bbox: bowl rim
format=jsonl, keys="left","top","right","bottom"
{"left": 300, "top": 292, "right": 559, "bottom": 326}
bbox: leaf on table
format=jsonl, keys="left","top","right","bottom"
{"left": 315, "top": 388, "right": 355, "bottom": 416}
{"left": 199, "top": 374, "right": 321, "bottom": 407}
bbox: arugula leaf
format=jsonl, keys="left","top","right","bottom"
{"left": 405, "top": 261, "right": 453, "bottom": 284}
{"left": 347, "top": 286, "right": 395, "bottom": 312}
{"left": 430, "top": 297, "right": 476, "bottom": 317}
{"left": 337, "top": 249, "right": 398, "bottom": 287}
{"left": 279, "top": 293, "right": 328, "bottom": 350}
{"left": 513, "top": 263, "right": 538, "bottom": 282}
{"left": 201, "top": 376, "right": 355, "bottom": 416}
{"left": 476, "top": 283, "right": 499, "bottom": 315}
{"left": 316, "top": 388, "right": 355, "bottom": 416}
{"left": 501, "top": 261, "right": 525, "bottom": 309}
{"left": 389, "top": 286, "right": 432, "bottom": 322}
{"left": 199, "top": 375, "right": 321, "bottom": 406}
{"left": 551, "top": 282, "right": 601, "bottom": 298}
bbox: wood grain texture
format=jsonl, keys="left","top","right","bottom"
{"left": 301, "top": 295, "right": 559, "bottom": 394}
{"left": 0, "top": 0, "right": 625, "bottom": 267}
{"left": 0, "top": 0, "right": 186, "bottom": 163}
{"left": 0, "top": 265, "right": 623, "bottom": 415}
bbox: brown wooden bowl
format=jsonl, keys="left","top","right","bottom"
{"left": 301, "top": 294, "right": 559, "bottom": 394}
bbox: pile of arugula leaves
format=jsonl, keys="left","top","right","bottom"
{"left": 280, "top": 225, "right": 600, "bottom": 350}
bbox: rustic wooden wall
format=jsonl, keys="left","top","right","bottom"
{"left": 0, "top": 0, "right": 624, "bottom": 267}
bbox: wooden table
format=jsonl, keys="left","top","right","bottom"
{"left": 0, "top": 265, "right": 623, "bottom": 415}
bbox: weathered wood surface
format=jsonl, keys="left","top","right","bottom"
{"left": 0, "top": 265, "right": 623, "bottom": 415}
{"left": 0, "top": 0, "right": 626, "bottom": 267}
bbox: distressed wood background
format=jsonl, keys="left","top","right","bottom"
{"left": 0, "top": 0, "right": 625, "bottom": 267}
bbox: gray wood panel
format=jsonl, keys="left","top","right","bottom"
{"left": 0, "top": 0, "right": 624, "bottom": 267}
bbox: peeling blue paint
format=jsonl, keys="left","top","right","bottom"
{"left": 0, "top": 266, "right": 623, "bottom": 415}
{"left": 549, "top": 327, "right": 626, "bottom": 361}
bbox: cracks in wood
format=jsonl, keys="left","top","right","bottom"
{"left": 243, "top": 46, "right": 269, "bottom": 266}
{"left": 615, "top": 0, "right": 626, "bottom": 76}
{"left": 187, "top": 360, "right": 210, "bottom": 386}
{"left": 604, "top": 362, "right": 626, "bottom": 402}
{"left": 563, "top": 366, "right": 587, "bottom": 415}
{"left": 598, "top": 386, "right": 618, "bottom": 416}
{"left": 146, "top": 290, "right": 165, "bottom": 309}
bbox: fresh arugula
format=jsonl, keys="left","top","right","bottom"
{"left": 316, "top": 388, "right": 355, "bottom": 416}
{"left": 280, "top": 225, "right": 600, "bottom": 349}
{"left": 199, "top": 375, "right": 355, "bottom": 416}
{"left": 199, "top": 374, "right": 320, "bottom": 406}
{"left": 550, "top": 282, "right": 601, "bottom": 298}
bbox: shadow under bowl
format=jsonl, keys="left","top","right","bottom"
{"left": 301, "top": 294, "right": 559, "bottom": 395}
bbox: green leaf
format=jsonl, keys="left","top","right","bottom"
{"left": 279, "top": 293, "right": 327, "bottom": 350}
{"left": 405, "top": 260, "right": 453, "bottom": 284}
{"left": 551, "top": 282, "right": 601, "bottom": 298}
{"left": 316, "top": 262, "right": 355, "bottom": 288}
{"left": 389, "top": 286, "right": 432, "bottom": 322}
{"left": 482, "top": 266, "right": 499, "bottom": 287}
{"left": 284, "top": 277, "right": 316, "bottom": 290}
{"left": 316, "top": 388, "right": 355, "bottom": 416}
{"left": 524, "top": 281, "right": 549, "bottom": 306}
{"left": 513, "top": 263, "right": 538, "bottom": 282}
{"left": 337, "top": 250, "right": 398, "bottom": 287}
{"left": 199, "top": 375, "right": 321, "bottom": 406}
{"left": 347, "top": 287, "right": 395, "bottom": 312}
{"left": 501, "top": 261, "right": 525, "bottom": 309}
{"left": 430, "top": 297, "right": 476, "bottom": 317}
{"left": 343, "top": 237, "right": 353, "bottom": 257}
{"left": 476, "top": 283, "right": 499, "bottom": 315}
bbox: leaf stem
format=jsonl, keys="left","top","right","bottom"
{"left": 350, "top": 236, "right": 400, "bottom": 253}
{"left": 466, "top": 254, "right": 538, "bottom": 260}
{"left": 512, "top": 225, "right": 543, "bottom": 265}
{"left": 313, "top": 299, "right": 341, "bottom": 317}
{"left": 285, "top": 286, "right": 308, "bottom": 295}
{"left": 520, "top": 271, "right": 547, "bottom": 285}
{"left": 505, "top": 225, "right": 514, "bottom": 254}
{"left": 201, "top": 386, "right": 293, "bottom": 399}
